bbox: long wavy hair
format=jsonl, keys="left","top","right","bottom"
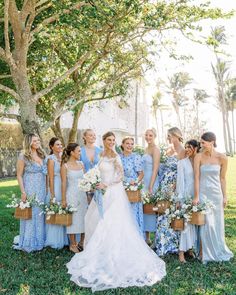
{"left": 61, "top": 143, "right": 79, "bottom": 165}
{"left": 22, "top": 133, "right": 45, "bottom": 161}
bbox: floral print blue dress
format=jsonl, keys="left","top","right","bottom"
{"left": 155, "top": 156, "right": 180, "bottom": 256}
{"left": 15, "top": 154, "right": 47, "bottom": 252}
{"left": 120, "top": 152, "right": 144, "bottom": 235}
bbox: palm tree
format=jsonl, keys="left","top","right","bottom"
{"left": 226, "top": 78, "right": 236, "bottom": 154}
{"left": 167, "top": 72, "right": 192, "bottom": 131}
{"left": 193, "top": 89, "right": 209, "bottom": 137}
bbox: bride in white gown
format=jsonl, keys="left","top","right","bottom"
{"left": 67, "top": 132, "right": 166, "bottom": 292}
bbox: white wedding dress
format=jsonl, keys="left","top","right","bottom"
{"left": 67, "top": 155, "right": 166, "bottom": 292}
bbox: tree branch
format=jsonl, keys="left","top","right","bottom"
{"left": 31, "top": 2, "right": 90, "bottom": 36}
{"left": 0, "top": 74, "right": 11, "bottom": 79}
{"left": 0, "top": 83, "right": 20, "bottom": 101}
{"left": 0, "top": 113, "right": 21, "bottom": 120}
{"left": 4, "top": 0, "right": 12, "bottom": 60}
{"left": 32, "top": 52, "right": 90, "bottom": 101}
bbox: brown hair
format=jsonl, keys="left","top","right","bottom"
{"left": 201, "top": 132, "right": 217, "bottom": 147}
{"left": 22, "top": 133, "right": 45, "bottom": 161}
{"left": 185, "top": 139, "right": 201, "bottom": 153}
{"left": 168, "top": 127, "right": 183, "bottom": 143}
{"left": 121, "top": 136, "right": 134, "bottom": 151}
{"left": 49, "top": 137, "right": 60, "bottom": 155}
{"left": 83, "top": 129, "right": 94, "bottom": 145}
{"left": 61, "top": 143, "right": 79, "bottom": 164}
{"left": 102, "top": 131, "right": 116, "bottom": 158}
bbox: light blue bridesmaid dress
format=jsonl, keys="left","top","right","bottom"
{"left": 80, "top": 146, "right": 102, "bottom": 172}
{"left": 15, "top": 154, "right": 47, "bottom": 252}
{"left": 45, "top": 154, "right": 68, "bottom": 249}
{"left": 199, "top": 164, "right": 233, "bottom": 263}
{"left": 120, "top": 152, "right": 144, "bottom": 235}
{"left": 142, "top": 153, "right": 159, "bottom": 232}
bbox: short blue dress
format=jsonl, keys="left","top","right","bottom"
{"left": 120, "top": 152, "right": 144, "bottom": 235}
{"left": 15, "top": 154, "right": 47, "bottom": 252}
{"left": 45, "top": 154, "right": 68, "bottom": 249}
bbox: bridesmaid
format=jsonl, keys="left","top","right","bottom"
{"left": 142, "top": 128, "right": 160, "bottom": 245}
{"left": 193, "top": 132, "right": 233, "bottom": 263}
{"left": 155, "top": 127, "right": 185, "bottom": 256}
{"left": 15, "top": 133, "right": 47, "bottom": 252}
{"left": 80, "top": 129, "right": 102, "bottom": 204}
{"left": 61, "top": 143, "right": 88, "bottom": 253}
{"left": 45, "top": 137, "right": 67, "bottom": 249}
{"left": 176, "top": 139, "right": 199, "bottom": 263}
{"left": 120, "top": 137, "right": 144, "bottom": 235}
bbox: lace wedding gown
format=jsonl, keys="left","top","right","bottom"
{"left": 67, "top": 155, "right": 166, "bottom": 292}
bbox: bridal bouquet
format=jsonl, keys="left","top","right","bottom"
{"left": 78, "top": 166, "right": 102, "bottom": 192}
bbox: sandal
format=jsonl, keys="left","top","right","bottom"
{"left": 69, "top": 245, "right": 80, "bottom": 253}
{"left": 77, "top": 243, "right": 84, "bottom": 251}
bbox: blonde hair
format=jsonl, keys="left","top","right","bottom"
{"left": 121, "top": 136, "right": 134, "bottom": 151}
{"left": 83, "top": 129, "right": 94, "bottom": 145}
{"left": 22, "top": 133, "right": 45, "bottom": 161}
{"left": 168, "top": 127, "right": 183, "bottom": 143}
{"left": 145, "top": 128, "right": 157, "bottom": 138}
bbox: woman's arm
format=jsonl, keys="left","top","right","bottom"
{"left": 220, "top": 155, "right": 228, "bottom": 208}
{"left": 16, "top": 158, "right": 26, "bottom": 202}
{"left": 149, "top": 147, "right": 160, "bottom": 193}
{"left": 60, "top": 164, "right": 67, "bottom": 208}
{"left": 193, "top": 154, "right": 201, "bottom": 205}
{"left": 48, "top": 159, "right": 55, "bottom": 202}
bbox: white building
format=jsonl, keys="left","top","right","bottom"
{"left": 60, "top": 79, "right": 151, "bottom": 146}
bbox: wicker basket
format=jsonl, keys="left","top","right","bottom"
{"left": 143, "top": 203, "right": 156, "bottom": 215}
{"left": 126, "top": 190, "right": 141, "bottom": 202}
{"left": 55, "top": 213, "right": 72, "bottom": 226}
{"left": 154, "top": 200, "right": 171, "bottom": 215}
{"left": 171, "top": 218, "right": 184, "bottom": 231}
{"left": 45, "top": 214, "right": 56, "bottom": 224}
{"left": 14, "top": 207, "right": 32, "bottom": 220}
{"left": 190, "top": 212, "right": 205, "bottom": 225}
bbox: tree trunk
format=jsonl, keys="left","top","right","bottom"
{"left": 221, "top": 110, "right": 229, "bottom": 154}
{"left": 50, "top": 116, "right": 65, "bottom": 146}
{"left": 231, "top": 107, "right": 236, "bottom": 154}
{"left": 68, "top": 105, "right": 84, "bottom": 144}
{"left": 160, "top": 109, "right": 164, "bottom": 144}
{"left": 196, "top": 101, "right": 200, "bottom": 137}
{"left": 154, "top": 111, "right": 160, "bottom": 144}
{"left": 134, "top": 81, "right": 138, "bottom": 144}
{"left": 225, "top": 109, "right": 233, "bottom": 155}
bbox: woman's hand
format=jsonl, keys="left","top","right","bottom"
{"left": 130, "top": 180, "right": 135, "bottom": 185}
{"left": 61, "top": 200, "right": 67, "bottom": 208}
{"left": 96, "top": 183, "right": 107, "bottom": 190}
{"left": 192, "top": 197, "right": 199, "bottom": 206}
{"left": 223, "top": 196, "right": 227, "bottom": 208}
{"left": 148, "top": 186, "right": 153, "bottom": 194}
{"left": 21, "top": 192, "right": 27, "bottom": 202}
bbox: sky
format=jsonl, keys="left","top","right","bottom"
{"left": 145, "top": 0, "right": 236, "bottom": 151}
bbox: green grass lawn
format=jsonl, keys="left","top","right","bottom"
{"left": 0, "top": 159, "right": 236, "bottom": 295}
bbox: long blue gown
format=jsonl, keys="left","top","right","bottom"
{"left": 155, "top": 156, "right": 180, "bottom": 256}
{"left": 80, "top": 146, "right": 102, "bottom": 172}
{"left": 199, "top": 164, "right": 233, "bottom": 263}
{"left": 120, "top": 152, "right": 144, "bottom": 235}
{"left": 15, "top": 154, "right": 47, "bottom": 252}
{"left": 45, "top": 154, "right": 68, "bottom": 249}
{"left": 142, "top": 154, "right": 159, "bottom": 232}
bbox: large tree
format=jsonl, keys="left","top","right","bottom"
{"left": 0, "top": 1, "right": 228, "bottom": 138}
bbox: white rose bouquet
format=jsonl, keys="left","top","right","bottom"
{"left": 78, "top": 166, "right": 102, "bottom": 192}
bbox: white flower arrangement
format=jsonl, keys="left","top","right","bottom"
{"left": 78, "top": 166, "right": 102, "bottom": 192}
{"left": 155, "top": 185, "right": 176, "bottom": 202}
{"left": 166, "top": 201, "right": 191, "bottom": 222}
{"left": 6, "top": 193, "right": 36, "bottom": 209}
{"left": 123, "top": 180, "right": 143, "bottom": 191}
{"left": 37, "top": 198, "right": 77, "bottom": 219}
{"left": 141, "top": 192, "right": 158, "bottom": 204}
{"left": 188, "top": 199, "right": 214, "bottom": 214}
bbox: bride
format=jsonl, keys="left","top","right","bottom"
{"left": 67, "top": 131, "right": 166, "bottom": 292}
